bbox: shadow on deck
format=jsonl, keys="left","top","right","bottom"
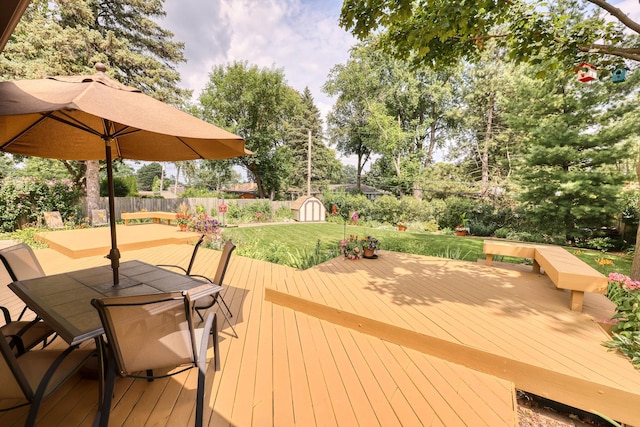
{"left": 266, "top": 250, "right": 639, "bottom": 425}
{"left": 2, "top": 231, "right": 636, "bottom": 426}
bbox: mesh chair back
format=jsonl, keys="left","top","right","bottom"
{"left": 185, "top": 234, "right": 206, "bottom": 275}
{"left": 93, "top": 292, "right": 198, "bottom": 375}
{"left": 212, "top": 240, "right": 236, "bottom": 285}
{"left": 0, "top": 243, "right": 45, "bottom": 282}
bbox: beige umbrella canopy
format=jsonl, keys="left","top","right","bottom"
{"left": 0, "top": 64, "right": 248, "bottom": 285}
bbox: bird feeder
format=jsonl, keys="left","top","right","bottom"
{"left": 574, "top": 62, "right": 598, "bottom": 82}
{"left": 612, "top": 66, "right": 628, "bottom": 83}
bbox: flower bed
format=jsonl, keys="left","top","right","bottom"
{"left": 603, "top": 272, "right": 640, "bottom": 367}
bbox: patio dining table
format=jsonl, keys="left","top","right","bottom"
{"left": 8, "top": 260, "right": 221, "bottom": 346}
{"left": 8, "top": 259, "right": 221, "bottom": 424}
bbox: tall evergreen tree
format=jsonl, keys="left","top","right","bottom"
{"left": 284, "top": 88, "right": 342, "bottom": 194}
{"left": 1, "top": 0, "right": 188, "bottom": 210}
{"left": 504, "top": 61, "right": 639, "bottom": 240}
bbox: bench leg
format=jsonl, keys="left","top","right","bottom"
{"left": 532, "top": 259, "right": 541, "bottom": 274}
{"left": 570, "top": 291, "right": 584, "bottom": 312}
{"left": 124, "top": 219, "right": 129, "bottom": 226}
{"left": 485, "top": 254, "right": 493, "bottom": 266}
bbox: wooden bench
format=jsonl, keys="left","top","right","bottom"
{"left": 483, "top": 240, "right": 607, "bottom": 312}
{"left": 121, "top": 211, "right": 177, "bottom": 226}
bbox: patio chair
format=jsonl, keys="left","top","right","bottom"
{"left": 157, "top": 233, "right": 207, "bottom": 277}
{"left": 0, "top": 242, "right": 47, "bottom": 320}
{"left": 0, "top": 328, "right": 95, "bottom": 427}
{"left": 158, "top": 237, "right": 237, "bottom": 337}
{"left": 1, "top": 305, "right": 55, "bottom": 356}
{"left": 91, "top": 291, "right": 220, "bottom": 427}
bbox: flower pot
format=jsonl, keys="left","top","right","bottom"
{"left": 363, "top": 248, "right": 375, "bottom": 258}
{"left": 397, "top": 224, "right": 407, "bottom": 232}
{"left": 455, "top": 229, "right": 467, "bottom": 236}
{"left": 179, "top": 224, "right": 187, "bottom": 232}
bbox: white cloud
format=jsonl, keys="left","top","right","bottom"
{"left": 161, "top": 0, "right": 354, "bottom": 121}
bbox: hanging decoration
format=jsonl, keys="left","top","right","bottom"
{"left": 612, "top": 66, "right": 628, "bottom": 83}
{"left": 574, "top": 62, "right": 598, "bottom": 82}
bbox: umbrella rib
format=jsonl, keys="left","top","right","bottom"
{"left": 0, "top": 115, "right": 48, "bottom": 151}
{"left": 176, "top": 137, "right": 205, "bottom": 159}
{"left": 44, "top": 111, "right": 105, "bottom": 138}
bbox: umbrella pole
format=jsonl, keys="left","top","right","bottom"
{"left": 104, "top": 138, "right": 120, "bottom": 285}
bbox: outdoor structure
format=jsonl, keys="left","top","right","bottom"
{"left": 223, "top": 183, "right": 257, "bottom": 199}
{"left": 483, "top": 240, "right": 607, "bottom": 311}
{"left": 2, "top": 240, "right": 638, "bottom": 425}
{"left": 291, "top": 196, "right": 325, "bottom": 222}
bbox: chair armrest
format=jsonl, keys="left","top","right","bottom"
{"left": 156, "top": 264, "right": 188, "bottom": 275}
{"left": 1, "top": 305, "right": 12, "bottom": 324}
{"left": 199, "top": 312, "right": 219, "bottom": 371}
{"left": 188, "top": 274, "right": 213, "bottom": 284}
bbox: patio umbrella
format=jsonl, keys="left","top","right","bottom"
{"left": 0, "top": 64, "right": 248, "bottom": 285}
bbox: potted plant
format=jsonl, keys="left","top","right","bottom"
{"left": 397, "top": 215, "right": 408, "bottom": 231}
{"left": 454, "top": 213, "right": 470, "bottom": 236}
{"left": 340, "top": 235, "right": 363, "bottom": 260}
{"left": 176, "top": 203, "right": 190, "bottom": 231}
{"left": 361, "top": 235, "right": 381, "bottom": 258}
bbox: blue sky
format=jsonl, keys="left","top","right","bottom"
{"left": 161, "top": 0, "right": 354, "bottom": 121}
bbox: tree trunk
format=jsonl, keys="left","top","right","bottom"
{"left": 174, "top": 164, "right": 181, "bottom": 195}
{"left": 630, "top": 156, "right": 640, "bottom": 280}
{"left": 85, "top": 160, "right": 100, "bottom": 214}
{"left": 357, "top": 152, "right": 363, "bottom": 191}
{"left": 481, "top": 95, "right": 494, "bottom": 195}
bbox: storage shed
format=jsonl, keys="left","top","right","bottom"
{"left": 291, "top": 196, "right": 326, "bottom": 222}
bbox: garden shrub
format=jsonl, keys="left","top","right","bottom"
{"left": 399, "top": 196, "right": 425, "bottom": 222}
{"left": 421, "top": 220, "right": 440, "bottom": 232}
{"left": 421, "top": 198, "right": 447, "bottom": 223}
{"left": 369, "top": 195, "right": 401, "bottom": 224}
{"left": 323, "top": 190, "right": 372, "bottom": 223}
{"left": 438, "top": 197, "right": 475, "bottom": 230}
{"left": 100, "top": 177, "right": 130, "bottom": 197}
{"left": 469, "top": 222, "right": 494, "bottom": 237}
{"left": 0, "top": 177, "right": 80, "bottom": 231}
{"left": 274, "top": 205, "right": 293, "bottom": 221}
{"left": 494, "top": 228, "right": 510, "bottom": 238}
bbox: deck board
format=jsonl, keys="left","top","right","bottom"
{"left": 1, "top": 237, "right": 519, "bottom": 426}
{"left": 267, "top": 250, "right": 640, "bottom": 425}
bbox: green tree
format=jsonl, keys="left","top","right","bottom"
{"left": 452, "top": 43, "right": 515, "bottom": 195}
{"left": 18, "top": 158, "right": 74, "bottom": 181}
{"left": 504, "top": 61, "right": 638, "bottom": 240}
{"left": 339, "top": 0, "right": 637, "bottom": 67}
{"left": 198, "top": 61, "right": 299, "bottom": 198}
{"left": 325, "top": 39, "right": 460, "bottom": 197}
{"left": 136, "top": 162, "right": 162, "bottom": 191}
{"left": 1, "top": 0, "right": 188, "bottom": 211}
{"left": 188, "top": 159, "right": 239, "bottom": 192}
{"left": 284, "top": 88, "right": 343, "bottom": 193}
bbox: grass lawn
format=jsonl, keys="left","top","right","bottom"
{"left": 217, "top": 222, "right": 632, "bottom": 275}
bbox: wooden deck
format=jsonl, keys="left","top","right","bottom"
{"left": 267, "top": 252, "right": 639, "bottom": 425}
{"left": 34, "top": 224, "right": 200, "bottom": 258}
{"left": 1, "top": 233, "right": 636, "bottom": 426}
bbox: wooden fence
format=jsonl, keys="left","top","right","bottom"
{"left": 84, "top": 197, "right": 293, "bottom": 220}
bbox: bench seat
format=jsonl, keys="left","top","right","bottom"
{"left": 483, "top": 241, "right": 537, "bottom": 266}
{"left": 121, "top": 211, "right": 177, "bottom": 226}
{"left": 483, "top": 240, "right": 607, "bottom": 312}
